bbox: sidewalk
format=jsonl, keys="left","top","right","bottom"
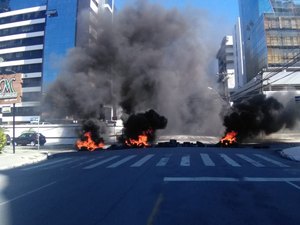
{"left": 280, "top": 146, "right": 300, "bottom": 162}
{"left": 0, "top": 145, "right": 76, "bottom": 171}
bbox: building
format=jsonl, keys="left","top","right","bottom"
{"left": 0, "top": 0, "right": 114, "bottom": 124}
{"left": 233, "top": 17, "right": 245, "bottom": 89}
{"left": 231, "top": 0, "right": 300, "bottom": 101}
{"left": 216, "top": 17, "right": 245, "bottom": 102}
{"left": 216, "top": 35, "right": 236, "bottom": 100}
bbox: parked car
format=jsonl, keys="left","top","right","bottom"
{"left": 13, "top": 132, "right": 46, "bottom": 146}
{"left": 5, "top": 134, "right": 11, "bottom": 145}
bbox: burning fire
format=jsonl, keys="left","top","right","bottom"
{"left": 220, "top": 131, "right": 237, "bottom": 146}
{"left": 125, "top": 129, "right": 153, "bottom": 147}
{"left": 76, "top": 132, "right": 104, "bottom": 151}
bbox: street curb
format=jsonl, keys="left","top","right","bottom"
{"left": 46, "top": 150, "right": 77, "bottom": 159}
{"left": 280, "top": 150, "right": 300, "bottom": 162}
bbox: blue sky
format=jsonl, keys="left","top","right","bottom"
{"left": 114, "top": 0, "right": 239, "bottom": 30}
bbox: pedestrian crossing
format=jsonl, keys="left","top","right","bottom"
{"left": 20, "top": 152, "right": 290, "bottom": 171}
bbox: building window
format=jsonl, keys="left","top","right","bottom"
{"left": 0, "top": 36, "right": 44, "bottom": 49}
{"left": 22, "top": 78, "right": 42, "bottom": 87}
{"left": 0, "top": 23, "right": 45, "bottom": 37}
{"left": 2, "top": 106, "right": 40, "bottom": 117}
{"left": 0, "top": 50, "right": 43, "bottom": 61}
{"left": 22, "top": 92, "right": 42, "bottom": 101}
{"left": 0, "top": 11, "right": 46, "bottom": 25}
{"left": 0, "top": 63, "right": 42, "bottom": 74}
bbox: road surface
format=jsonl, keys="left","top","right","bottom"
{"left": 0, "top": 146, "right": 299, "bottom": 225}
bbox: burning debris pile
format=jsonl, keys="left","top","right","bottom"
{"left": 219, "top": 131, "right": 238, "bottom": 147}
{"left": 121, "top": 109, "right": 168, "bottom": 148}
{"left": 220, "top": 94, "right": 300, "bottom": 146}
{"left": 76, "top": 119, "right": 105, "bottom": 151}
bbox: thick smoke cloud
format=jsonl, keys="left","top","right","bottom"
{"left": 43, "top": 1, "right": 224, "bottom": 136}
{"left": 121, "top": 109, "right": 168, "bottom": 144}
{"left": 223, "top": 94, "right": 300, "bottom": 142}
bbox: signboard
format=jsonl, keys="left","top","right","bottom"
{"left": 1, "top": 106, "right": 11, "bottom": 113}
{"left": 0, "top": 73, "right": 22, "bottom": 104}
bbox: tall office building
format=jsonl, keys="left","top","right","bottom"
{"left": 239, "top": 0, "right": 300, "bottom": 81}
{"left": 229, "top": 0, "right": 300, "bottom": 101}
{"left": 233, "top": 17, "right": 244, "bottom": 89}
{"left": 0, "top": 0, "right": 114, "bottom": 124}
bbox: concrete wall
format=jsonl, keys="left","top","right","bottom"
{"left": 2, "top": 123, "right": 123, "bottom": 145}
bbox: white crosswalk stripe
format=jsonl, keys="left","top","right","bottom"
{"left": 180, "top": 155, "right": 190, "bottom": 167}
{"left": 83, "top": 156, "right": 120, "bottom": 169}
{"left": 254, "top": 154, "right": 289, "bottom": 167}
{"left": 156, "top": 156, "right": 170, "bottom": 167}
{"left": 130, "top": 154, "right": 154, "bottom": 167}
{"left": 42, "top": 158, "right": 86, "bottom": 169}
{"left": 236, "top": 154, "right": 265, "bottom": 167}
{"left": 70, "top": 157, "right": 103, "bottom": 168}
{"left": 21, "top": 158, "right": 72, "bottom": 171}
{"left": 21, "top": 152, "right": 291, "bottom": 171}
{"left": 220, "top": 154, "right": 241, "bottom": 167}
{"left": 107, "top": 155, "right": 137, "bottom": 168}
{"left": 200, "top": 153, "right": 215, "bottom": 166}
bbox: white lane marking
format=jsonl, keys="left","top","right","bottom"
{"left": 164, "top": 177, "right": 239, "bottom": 182}
{"left": 130, "top": 154, "right": 154, "bottom": 167}
{"left": 254, "top": 154, "right": 289, "bottom": 167}
{"left": 286, "top": 181, "right": 300, "bottom": 190}
{"left": 243, "top": 177, "right": 300, "bottom": 182}
{"left": 180, "top": 155, "right": 190, "bottom": 167}
{"left": 236, "top": 154, "right": 264, "bottom": 167}
{"left": 21, "top": 158, "right": 72, "bottom": 171}
{"left": 220, "top": 154, "right": 241, "bottom": 167}
{"left": 107, "top": 155, "right": 137, "bottom": 168}
{"left": 42, "top": 158, "right": 84, "bottom": 169}
{"left": 164, "top": 177, "right": 300, "bottom": 183}
{"left": 83, "top": 156, "right": 120, "bottom": 169}
{"left": 70, "top": 157, "right": 102, "bottom": 168}
{"left": 0, "top": 181, "right": 57, "bottom": 206}
{"left": 156, "top": 156, "right": 170, "bottom": 167}
{"left": 200, "top": 153, "right": 215, "bottom": 166}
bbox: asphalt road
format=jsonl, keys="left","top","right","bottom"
{"left": 0, "top": 146, "right": 300, "bottom": 225}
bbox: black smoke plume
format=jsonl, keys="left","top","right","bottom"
{"left": 43, "top": 0, "right": 226, "bottom": 136}
{"left": 223, "top": 94, "right": 300, "bottom": 142}
{"left": 121, "top": 109, "right": 167, "bottom": 144}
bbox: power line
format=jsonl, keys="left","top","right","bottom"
{"left": 230, "top": 50, "right": 300, "bottom": 101}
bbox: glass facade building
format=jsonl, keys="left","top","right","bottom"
{"left": 0, "top": 0, "right": 107, "bottom": 123}
{"left": 239, "top": 0, "right": 300, "bottom": 82}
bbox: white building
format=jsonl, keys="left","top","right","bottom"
{"left": 216, "top": 35, "right": 236, "bottom": 100}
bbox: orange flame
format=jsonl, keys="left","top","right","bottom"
{"left": 125, "top": 130, "right": 152, "bottom": 147}
{"left": 220, "top": 131, "right": 237, "bottom": 146}
{"left": 76, "top": 132, "right": 104, "bottom": 151}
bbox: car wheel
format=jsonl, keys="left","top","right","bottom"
{"left": 30, "top": 141, "right": 36, "bottom": 146}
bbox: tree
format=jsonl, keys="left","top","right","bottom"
{"left": 0, "top": 128, "right": 7, "bottom": 153}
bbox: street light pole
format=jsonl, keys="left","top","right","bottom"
{"left": 4, "top": 69, "right": 19, "bottom": 154}
{"left": 12, "top": 103, "right": 15, "bottom": 154}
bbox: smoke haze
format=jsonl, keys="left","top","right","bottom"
{"left": 43, "top": 0, "right": 225, "bottom": 136}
